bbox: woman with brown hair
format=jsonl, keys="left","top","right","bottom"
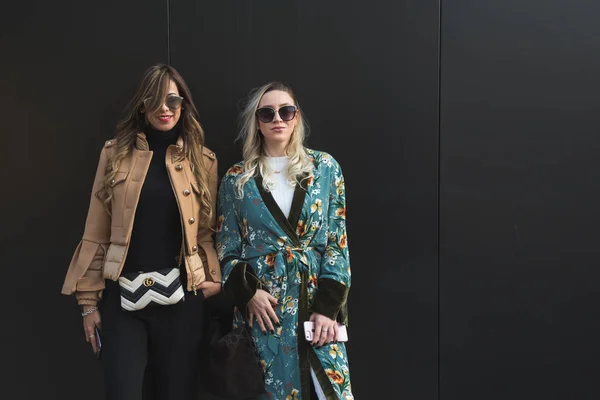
{"left": 61, "top": 64, "right": 221, "bottom": 400}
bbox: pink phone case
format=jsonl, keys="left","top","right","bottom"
{"left": 303, "top": 321, "right": 348, "bottom": 342}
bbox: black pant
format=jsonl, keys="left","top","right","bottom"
{"left": 99, "top": 280, "right": 205, "bottom": 400}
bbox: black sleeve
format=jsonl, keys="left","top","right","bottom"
{"left": 309, "top": 278, "right": 349, "bottom": 323}
{"left": 224, "top": 262, "right": 264, "bottom": 317}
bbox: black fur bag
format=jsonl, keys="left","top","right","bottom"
{"left": 205, "top": 323, "right": 266, "bottom": 399}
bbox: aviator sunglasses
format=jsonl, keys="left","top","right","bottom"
{"left": 255, "top": 105, "right": 297, "bottom": 123}
{"left": 143, "top": 94, "right": 184, "bottom": 110}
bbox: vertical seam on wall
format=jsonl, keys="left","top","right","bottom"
{"left": 437, "top": 0, "right": 443, "bottom": 399}
{"left": 167, "top": 0, "right": 171, "bottom": 64}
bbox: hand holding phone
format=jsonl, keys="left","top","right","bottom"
{"left": 94, "top": 326, "right": 102, "bottom": 360}
{"left": 303, "top": 321, "right": 348, "bottom": 342}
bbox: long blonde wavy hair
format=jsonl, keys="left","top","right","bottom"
{"left": 235, "top": 81, "right": 313, "bottom": 197}
{"left": 96, "top": 64, "right": 213, "bottom": 226}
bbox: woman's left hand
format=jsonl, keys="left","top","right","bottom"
{"left": 196, "top": 281, "right": 222, "bottom": 299}
{"left": 309, "top": 312, "right": 338, "bottom": 347}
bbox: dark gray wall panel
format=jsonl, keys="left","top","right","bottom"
{"left": 440, "top": 1, "right": 600, "bottom": 398}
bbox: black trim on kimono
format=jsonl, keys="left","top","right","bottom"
{"left": 223, "top": 259, "right": 264, "bottom": 317}
{"left": 255, "top": 172, "right": 340, "bottom": 399}
{"left": 254, "top": 172, "right": 309, "bottom": 246}
{"left": 310, "top": 278, "right": 349, "bottom": 325}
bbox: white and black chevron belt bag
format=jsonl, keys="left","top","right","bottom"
{"left": 117, "top": 248, "right": 185, "bottom": 311}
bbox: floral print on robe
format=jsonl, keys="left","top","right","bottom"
{"left": 216, "top": 149, "right": 353, "bottom": 400}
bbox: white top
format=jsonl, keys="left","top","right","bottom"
{"left": 264, "top": 156, "right": 295, "bottom": 218}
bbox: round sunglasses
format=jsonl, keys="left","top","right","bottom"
{"left": 255, "top": 105, "right": 297, "bottom": 123}
{"left": 143, "top": 94, "right": 184, "bottom": 110}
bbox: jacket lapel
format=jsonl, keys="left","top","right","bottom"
{"left": 288, "top": 172, "right": 309, "bottom": 229}
{"left": 254, "top": 172, "right": 309, "bottom": 246}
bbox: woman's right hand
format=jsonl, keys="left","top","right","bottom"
{"left": 247, "top": 289, "right": 280, "bottom": 333}
{"left": 82, "top": 305, "right": 101, "bottom": 354}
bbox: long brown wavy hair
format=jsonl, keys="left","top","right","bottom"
{"left": 97, "top": 64, "right": 212, "bottom": 226}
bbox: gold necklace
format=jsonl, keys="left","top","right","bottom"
{"left": 265, "top": 151, "right": 285, "bottom": 174}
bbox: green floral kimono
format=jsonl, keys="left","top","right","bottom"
{"left": 216, "top": 149, "right": 354, "bottom": 400}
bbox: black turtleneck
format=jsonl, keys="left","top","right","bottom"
{"left": 122, "top": 124, "right": 183, "bottom": 274}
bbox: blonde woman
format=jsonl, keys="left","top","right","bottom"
{"left": 61, "top": 64, "right": 221, "bottom": 400}
{"left": 216, "top": 82, "right": 354, "bottom": 399}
